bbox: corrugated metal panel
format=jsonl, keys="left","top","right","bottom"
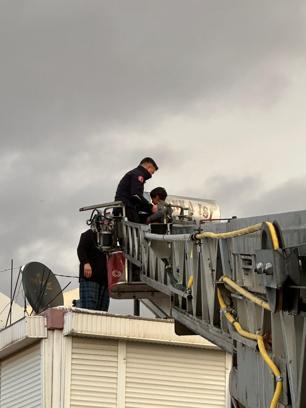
{"left": 0, "top": 316, "right": 46, "bottom": 357}
{"left": 64, "top": 311, "right": 216, "bottom": 349}
{"left": 0, "top": 343, "right": 42, "bottom": 408}
{"left": 70, "top": 337, "right": 118, "bottom": 408}
{"left": 126, "top": 342, "right": 226, "bottom": 408}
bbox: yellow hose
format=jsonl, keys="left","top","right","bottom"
{"left": 195, "top": 222, "right": 263, "bottom": 240}
{"left": 194, "top": 221, "right": 280, "bottom": 252}
{"left": 187, "top": 275, "right": 194, "bottom": 289}
{"left": 221, "top": 276, "right": 271, "bottom": 311}
{"left": 196, "top": 220, "right": 282, "bottom": 405}
{"left": 217, "top": 288, "right": 258, "bottom": 341}
{"left": 193, "top": 221, "right": 280, "bottom": 310}
{"left": 265, "top": 221, "right": 280, "bottom": 250}
{"left": 257, "top": 336, "right": 283, "bottom": 408}
{"left": 217, "top": 287, "right": 283, "bottom": 407}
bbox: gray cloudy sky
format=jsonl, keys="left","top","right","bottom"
{"left": 1, "top": 1, "right": 306, "bottom": 312}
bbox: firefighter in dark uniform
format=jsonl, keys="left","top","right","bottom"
{"left": 115, "top": 157, "right": 158, "bottom": 222}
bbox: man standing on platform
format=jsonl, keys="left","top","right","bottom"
{"left": 114, "top": 157, "right": 158, "bottom": 222}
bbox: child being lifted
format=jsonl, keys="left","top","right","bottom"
{"left": 146, "top": 187, "right": 172, "bottom": 224}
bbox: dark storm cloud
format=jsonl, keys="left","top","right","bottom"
{"left": 1, "top": 0, "right": 306, "bottom": 310}
{"left": 1, "top": 0, "right": 305, "bottom": 151}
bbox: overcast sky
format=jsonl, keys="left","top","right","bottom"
{"left": 1, "top": 1, "right": 306, "bottom": 313}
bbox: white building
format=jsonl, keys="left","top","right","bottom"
{"left": 0, "top": 308, "right": 231, "bottom": 408}
{"left": 0, "top": 293, "right": 24, "bottom": 329}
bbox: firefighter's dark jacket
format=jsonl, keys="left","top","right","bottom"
{"left": 115, "top": 165, "right": 152, "bottom": 214}
{"left": 77, "top": 229, "right": 107, "bottom": 284}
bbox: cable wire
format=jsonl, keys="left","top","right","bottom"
{"left": 0, "top": 266, "right": 20, "bottom": 273}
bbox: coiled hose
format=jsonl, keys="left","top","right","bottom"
{"left": 194, "top": 221, "right": 282, "bottom": 407}
{"left": 217, "top": 287, "right": 282, "bottom": 408}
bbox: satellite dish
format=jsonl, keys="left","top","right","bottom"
{"left": 22, "top": 261, "right": 64, "bottom": 313}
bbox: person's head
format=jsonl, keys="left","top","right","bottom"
{"left": 140, "top": 157, "right": 158, "bottom": 175}
{"left": 150, "top": 187, "right": 167, "bottom": 205}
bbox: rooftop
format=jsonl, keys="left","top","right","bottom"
{"left": 0, "top": 307, "right": 217, "bottom": 359}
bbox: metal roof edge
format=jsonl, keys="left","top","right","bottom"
{"left": 0, "top": 316, "right": 47, "bottom": 359}
{"left": 63, "top": 310, "right": 218, "bottom": 350}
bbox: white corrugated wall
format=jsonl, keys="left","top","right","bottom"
{"left": 125, "top": 342, "right": 226, "bottom": 408}
{"left": 69, "top": 337, "right": 227, "bottom": 408}
{"left": 70, "top": 338, "right": 118, "bottom": 408}
{"left": 0, "top": 343, "right": 42, "bottom": 408}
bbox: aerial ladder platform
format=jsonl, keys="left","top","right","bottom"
{"left": 79, "top": 196, "right": 306, "bottom": 408}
